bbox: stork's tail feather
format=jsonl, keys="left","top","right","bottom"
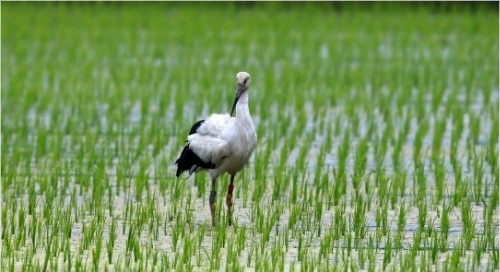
{"left": 175, "top": 144, "right": 215, "bottom": 177}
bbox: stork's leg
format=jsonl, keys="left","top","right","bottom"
{"left": 209, "top": 178, "right": 217, "bottom": 226}
{"left": 226, "top": 175, "right": 235, "bottom": 226}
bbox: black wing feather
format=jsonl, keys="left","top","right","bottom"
{"left": 175, "top": 120, "right": 214, "bottom": 177}
{"left": 175, "top": 144, "right": 215, "bottom": 177}
{"left": 189, "top": 120, "right": 205, "bottom": 135}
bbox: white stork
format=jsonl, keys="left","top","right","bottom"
{"left": 175, "top": 72, "right": 257, "bottom": 226}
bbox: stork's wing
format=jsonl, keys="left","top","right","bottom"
{"left": 187, "top": 134, "right": 231, "bottom": 166}
{"left": 184, "top": 113, "right": 234, "bottom": 167}
{"left": 195, "top": 113, "right": 233, "bottom": 137}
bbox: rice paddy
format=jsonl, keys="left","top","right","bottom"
{"left": 2, "top": 2, "right": 499, "bottom": 271}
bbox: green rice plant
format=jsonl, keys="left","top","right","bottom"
{"left": 29, "top": 210, "right": 40, "bottom": 249}
{"left": 414, "top": 160, "right": 427, "bottom": 205}
{"left": 106, "top": 217, "right": 117, "bottom": 264}
{"left": 391, "top": 131, "right": 404, "bottom": 172}
{"left": 468, "top": 112, "right": 481, "bottom": 146}
{"left": 450, "top": 108, "right": 464, "bottom": 161}
{"left": 474, "top": 234, "right": 487, "bottom": 266}
{"left": 488, "top": 173, "right": 499, "bottom": 227}
{"left": 353, "top": 136, "right": 369, "bottom": 193}
{"left": 92, "top": 227, "right": 104, "bottom": 271}
{"left": 376, "top": 202, "right": 389, "bottom": 236}
{"left": 394, "top": 230, "right": 404, "bottom": 252}
{"left": 397, "top": 204, "right": 407, "bottom": 235}
{"left": 374, "top": 135, "right": 388, "bottom": 173}
{"left": 271, "top": 167, "right": 287, "bottom": 202}
{"left": 357, "top": 247, "right": 366, "bottom": 270}
{"left": 393, "top": 169, "right": 407, "bottom": 202}
{"left": 460, "top": 199, "right": 475, "bottom": 250}
{"left": 430, "top": 228, "right": 439, "bottom": 264}
{"left": 491, "top": 240, "right": 499, "bottom": 270}
{"left": 399, "top": 251, "right": 417, "bottom": 271}
{"left": 333, "top": 131, "right": 350, "bottom": 203}
{"left": 444, "top": 249, "right": 463, "bottom": 272}
{"left": 314, "top": 199, "right": 323, "bottom": 235}
{"left": 246, "top": 243, "right": 254, "bottom": 268}
{"left": 375, "top": 171, "right": 390, "bottom": 206}
{"left": 486, "top": 113, "right": 498, "bottom": 170}
{"left": 472, "top": 152, "right": 485, "bottom": 203}
{"left": 431, "top": 156, "right": 446, "bottom": 203}
{"left": 418, "top": 201, "right": 428, "bottom": 232}
{"left": 452, "top": 160, "right": 466, "bottom": 206}
{"left": 431, "top": 118, "right": 447, "bottom": 161}
{"left": 333, "top": 202, "right": 347, "bottom": 240}
{"left": 439, "top": 203, "right": 451, "bottom": 251}
{"left": 126, "top": 225, "right": 142, "bottom": 262}
{"left": 352, "top": 197, "right": 367, "bottom": 245}
{"left": 383, "top": 235, "right": 393, "bottom": 270}
{"left": 270, "top": 243, "right": 285, "bottom": 272}
{"left": 413, "top": 116, "right": 429, "bottom": 164}
{"left": 181, "top": 236, "right": 195, "bottom": 266}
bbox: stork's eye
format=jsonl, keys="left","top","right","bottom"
{"left": 243, "top": 79, "right": 248, "bottom": 84}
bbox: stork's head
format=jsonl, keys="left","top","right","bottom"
{"left": 231, "top": 71, "right": 251, "bottom": 116}
{"left": 236, "top": 71, "right": 251, "bottom": 91}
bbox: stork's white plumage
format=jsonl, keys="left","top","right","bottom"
{"left": 175, "top": 71, "right": 257, "bottom": 226}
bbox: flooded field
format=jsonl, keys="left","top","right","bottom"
{"left": 2, "top": 2, "right": 499, "bottom": 271}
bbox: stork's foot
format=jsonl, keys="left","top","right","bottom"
{"left": 226, "top": 184, "right": 234, "bottom": 226}
{"left": 209, "top": 190, "right": 216, "bottom": 226}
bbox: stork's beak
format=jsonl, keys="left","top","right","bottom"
{"left": 230, "top": 86, "right": 243, "bottom": 116}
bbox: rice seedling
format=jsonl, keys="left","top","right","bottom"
{"left": 383, "top": 233, "right": 393, "bottom": 270}
{"left": 460, "top": 199, "right": 475, "bottom": 250}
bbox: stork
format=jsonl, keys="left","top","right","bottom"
{"left": 175, "top": 72, "right": 257, "bottom": 226}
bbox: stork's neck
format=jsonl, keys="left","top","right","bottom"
{"left": 235, "top": 91, "right": 252, "bottom": 122}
